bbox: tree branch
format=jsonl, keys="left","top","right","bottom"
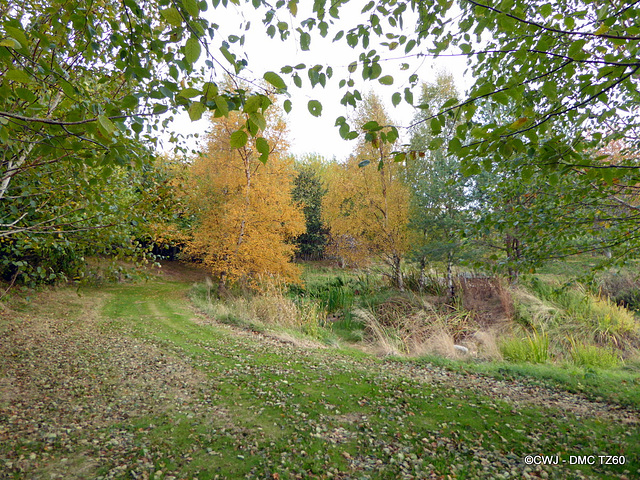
{"left": 464, "top": 0, "right": 640, "bottom": 41}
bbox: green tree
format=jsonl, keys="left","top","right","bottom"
{"left": 268, "top": 1, "right": 640, "bottom": 266}
{"left": 5, "top": 0, "right": 640, "bottom": 282}
{"left": 473, "top": 142, "right": 640, "bottom": 276}
{"left": 292, "top": 155, "right": 329, "bottom": 261}
{"left": 406, "top": 72, "right": 474, "bottom": 292}
{"left": 0, "top": 0, "right": 283, "bottom": 282}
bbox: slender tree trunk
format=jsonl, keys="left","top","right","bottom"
{"left": 393, "top": 254, "right": 404, "bottom": 291}
{"left": 418, "top": 256, "right": 426, "bottom": 291}
{"left": 447, "top": 251, "right": 455, "bottom": 298}
{"left": 505, "top": 233, "right": 520, "bottom": 282}
{"left": 1, "top": 92, "right": 64, "bottom": 204}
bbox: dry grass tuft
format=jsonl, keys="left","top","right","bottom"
{"left": 471, "top": 330, "right": 503, "bottom": 360}
{"left": 414, "top": 326, "right": 458, "bottom": 359}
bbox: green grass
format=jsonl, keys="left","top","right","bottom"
{"left": 411, "top": 354, "right": 640, "bottom": 410}
{"left": 500, "top": 329, "right": 550, "bottom": 364}
{"left": 511, "top": 276, "right": 640, "bottom": 363}
{"left": 3, "top": 276, "right": 640, "bottom": 479}
{"left": 567, "top": 338, "right": 622, "bottom": 369}
{"left": 101, "top": 279, "right": 640, "bottom": 478}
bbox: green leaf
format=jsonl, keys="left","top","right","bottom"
{"left": 0, "top": 38, "right": 21, "bottom": 48}
{"left": 300, "top": 32, "right": 311, "bottom": 51}
{"left": 160, "top": 7, "right": 183, "bottom": 26}
{"left": 378, "top": 75, "right": 394, "bottom": 85}
{"left": 244, "top": 95, "right": 262, "bottom": 113}
{"left": 60, "top": 79, "right": 75, "bottom": 97}
{"left": 392, "top": 92, "right": 401, "bottom": 107}
{"left": 369, "top": 63, "right": 382, "bottom": 80}
{"left": 153, "top": 104, "right": 168, "bottom": 114}
{"left": 405, "top": 39, "right": 416, "bottom": 54}
{"left": 358, "top": 159, "right": 371, "bottom": 167}
{"left": 256, "top": 136, "right": 270, "bottom": 155}
{"left": 264, "top": 71, "right": 287, "bottom": 90}
{"left": 215, "top": 96, "right": 229, "bottom": 116}
{"left": 404, "top": 88, "right": 413, "bottom": 105}
{"left": 120, "top": 94, "right": 138, "bottom": 109}
{"left": 288, "top": 0, "right": 298, "bottom": 16}
{"left": 462, "top": 162, "right": 481, "bottom": 176}
{"left": 308, "top": 100, "right": 322, "bottom": 117}
{"left": 429, "top": 137, "right": 445, "bottom": 150}
{"left": 97, "top": 115, "right": 116, "bottom": 136}
{"left": 220, "top": 45, "right": 236, "bottom": 66}
{"left": 229, "top": 129, "right": 248, "bottom": 148}
{"left": 386, "top": 127, "right": 399, "bottom": 143}
{"left": 568, "top": 39, "right": 587, "bottom": 58}
{"left": 249, "top": 112, "right": 266, "bottom": 131}
{"left": 4, "top": 70, "right": 31, "bottom": 83}
{"left": 362, "top": 121, "right": 380, "bottom": 131}
{"left": 393, "top": 152, "right": 406, "bottom": 163}
{"left": 362, "top": 1, "right": 374, "bottom": 13}
{"left": 178, "top": 88, "right": 201, "bottom": 98}
{"left": 15, "top": 88, "right": 37, "bottom": 102}
{"left": 602, "top": 167, "right": 615, "bottom": 185}
{"left": 181, "top": 0, "right": 200, "bottom": 16}
{"left": 564, "top": 16, "right": 575, "bottom": 30}
{"left": 346, "top": 131, "right": 358, "bottom": 140}
{"left": 203, "top": 82, "right": 218, "bottom": 100}
{"left": 448, "top": 137, "right": 462, "bottom": 154}
{"left": 284, "top": 99, "right": 292, "bottom": 113}
{"left": 185, "top": 37, "right": 201, "bottom": 64}
{"left": 442, "top": 98, "right": 458, "bottom": 109}
{"left": 541, "top": 81, "right": 557, "bottom": 100}
{"left": 188, "top": 101, "right": 206, "bottom": 121}
{"left": 4, "top": 26, "right": 28, "bottom": 49}
{"left": 430, "top": 117, "right": 441, "bottom": 134}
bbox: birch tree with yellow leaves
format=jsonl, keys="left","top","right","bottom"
{"left": 184, "top": 94, "right": 304, "bottom": 285}
{"left": 323, "top": 93, "right": 410, "bottom": 289}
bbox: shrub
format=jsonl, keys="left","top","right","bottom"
{"left": 596, "top": 273, "right": 640, "bottom": 311}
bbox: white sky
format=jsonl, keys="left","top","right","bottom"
{"left": 166, "top": 2, "right": 471, "bottom": 161}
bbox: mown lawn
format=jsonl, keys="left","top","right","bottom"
{"left": 0, "top": 278, "right": 638, "bottom": 479}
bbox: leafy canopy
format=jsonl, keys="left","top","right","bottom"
{"left": 3, "top": 0, "right": 640, "bottom": 279}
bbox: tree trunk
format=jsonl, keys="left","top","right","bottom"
{"left": 447, "top": 251, "right": 455, "bottom": 299}
{"left": 418, "top": 256, "right": 426, "bottom": 291}
{"left": 505, "top": 233, "right": 521, "bottom": 282}
{"left": 393, "top": 254, "right": 404, "bottom": 291}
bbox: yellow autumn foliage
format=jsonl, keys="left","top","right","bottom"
{"left": 183, "top": 99, "right": 305, "bottom": 285}
{"left": 322, "top": 93, "right": 410, "bottom": 285}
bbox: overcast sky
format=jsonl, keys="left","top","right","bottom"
{"left": 166, "top": 3, "right": 470, "bottom": 161}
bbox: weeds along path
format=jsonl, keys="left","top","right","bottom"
{"left": 0, "top": 278, "right": 639, "bottom": 479}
